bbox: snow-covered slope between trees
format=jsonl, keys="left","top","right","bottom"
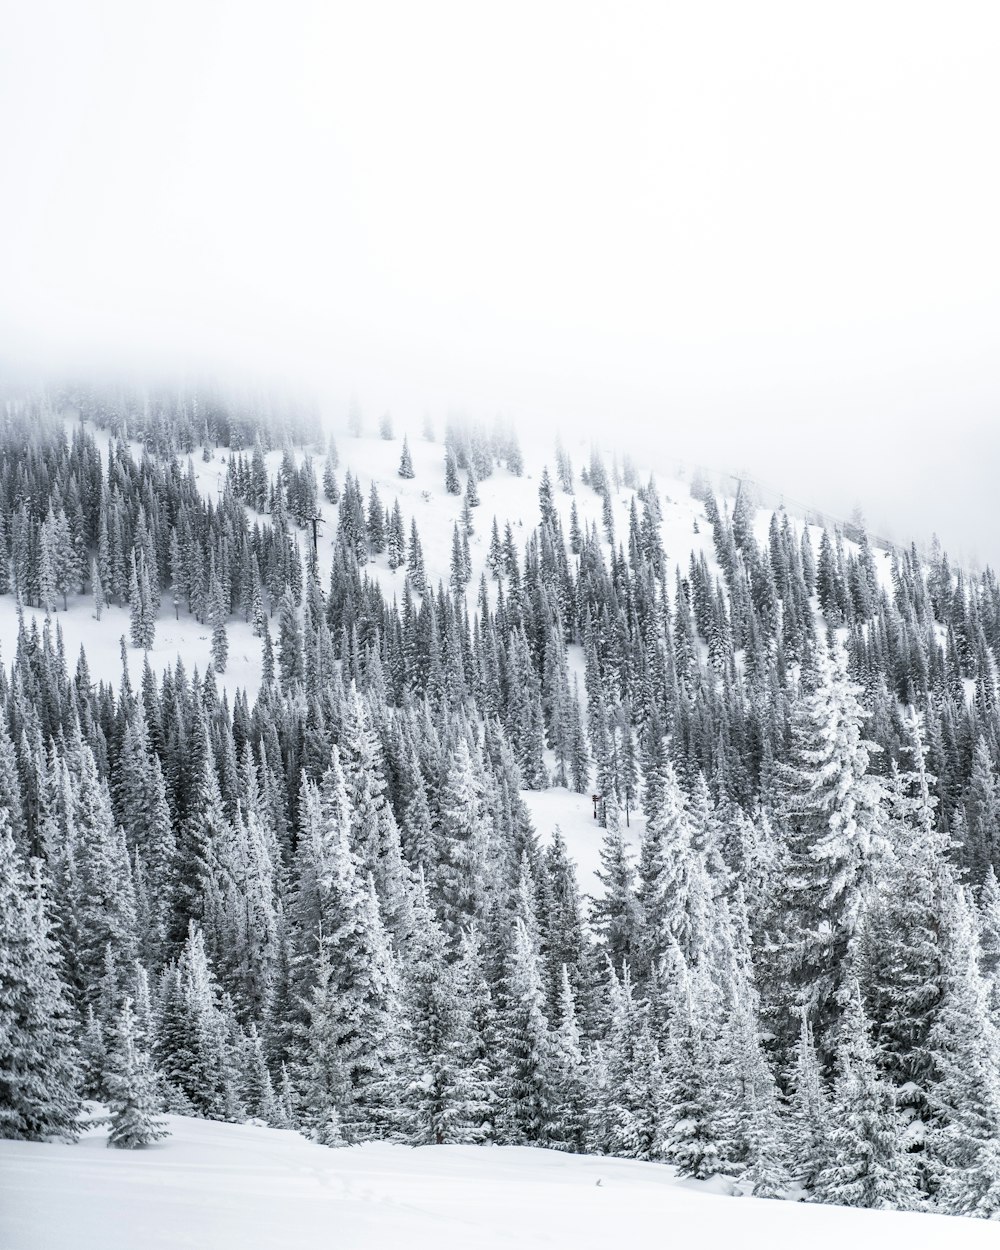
{"left": 1, "top": 1111, "right": 992, "bottom": 1250}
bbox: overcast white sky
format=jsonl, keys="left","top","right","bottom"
{"left": 1, "top": 1, "right": 998, "bottom": 561}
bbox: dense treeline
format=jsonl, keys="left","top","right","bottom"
{"left": 3, "top": 389, "right": 1000, "bottom": 1217}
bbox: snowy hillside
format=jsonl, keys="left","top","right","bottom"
{"left": 5, "top": 391, "right": 1000, "bottom": 1247}
{"left": 0, "top": 411, "right": 888, "bottom": 894}
{"left": 1, "top": 1111, "right": 992, "bottom": 1250}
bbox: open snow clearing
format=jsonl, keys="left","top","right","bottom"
{"left": 0, "top": 1112, "right": 994, "bottom": 1250}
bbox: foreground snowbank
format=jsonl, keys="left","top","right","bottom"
{"left": 0, "top": 1113, "right": 993, "bottom": 1250}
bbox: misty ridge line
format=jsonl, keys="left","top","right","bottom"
{"left": 1, "top": 370, "right": 975, "bottom": 582}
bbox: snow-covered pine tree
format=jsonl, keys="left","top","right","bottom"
{"left": 398, "top": 876, "right": 490, "bottom": 1144}
{"left": 296, "top": 936, "right": 350, "bottom": 1146}
{"left": 407, "top": 519, "right": 427, "bottom": 594}
{"left": 444, "top": 448, "right": 461, "bottom": 495}
{"left": 813, "top": 980, "right": 919, "bottom": 1211}
{"left": 599, "top": 965, "right": 664, "bottom": 1160}
{"left": 397, "top": 435, "right": 414, "bottom": 479}
{"left": 855, "top": 711, "right": 952, "bottom": 1155}
{"left": 590, "top": 815, "right": 639, "bottom": 975}
{"left": 501, "top": 916, "right": 554, "bottom": 1145}
{"left": 242, "top": 1022, "right": 283, "bottom": 1126}
{"left": 926, "top": 884, "right": 1000, "bottom": 1218}
{"left": 157, "top": 925, "right": 244, "bottom": 1122}
{"left": 435, "top": 737, "right": 490, "bottom": 938}
{"left": 774, "top": 644, "right": 889, "bottom": 1062}
{"left": 338, "top": 685, "right": 412, "bottom": 939}
{"left": 548, "top": 964, "right": 587, "bottom": 1153}
{"left": 962, "top": 735, "right": 1000, "bottom": 885}
{"left": 0, "top": 835, "right": 80, "bottom": 1141}
{"left": 787, "top": 1012, "right": 834, "bottom": 1192}
{"left": 106, "top": 996, "right": 169, "bottom": 1148}
{"left": 659, "top": 971, "right": 723, "bottom": 1179}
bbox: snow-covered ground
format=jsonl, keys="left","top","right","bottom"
{"left": 0, "top": 592, "right": 267, "bottom": 703}
{"left": 0, "top": 1112, "right": 992, "bottom": 1250}
{"left": 521, "top": 784, "right": 644, "bottom": 897}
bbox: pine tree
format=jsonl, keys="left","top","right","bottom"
{"left": 775, "top": 644, "right": 889, "bottom": 1060}
{"left": 963, "top": 736, "right": 1000, "bottom": 885}
{"left": 487, "top": 517, "right": 504, "bottom": 579}
{"left": 590, "top": 818, "right": 639, "bottom": 973}
{"left": 435, "top": 738, "right": 490, "bottom": 937}
{"left": 450, "top": 523, "right": 469, "bottom": 595}
{"left": 338, "top": 688, "right": 412, "bottom": 938}
{"left": 38, "top": 525, "right": 58, "bottom": 612}
{"left": 129, "top": 551, "right": 146, "bottom": 648}
{"left": 398, "top": 436, "right": 415, "bottom": 479}
{"left": 927, "top": 885, "right": 1000, "bottom": 1217}
{"left": 0, "top": 835, "right": 80, "bottom": 1141}
{"left": 297, "top": 936, "right": 350, "bottom": 1146}
{"left": 444, "top": 448, "right": 461, "bottom": 495}
{"left": 295, "top": 767, "right": 402, "bottom": 1141}
{"left": 599, "top": 967, "right": 664, "bottom": 1160}
{"left": 729, "top": 1003, "right": 791, "bottom": 1197}
{"left": 399, "top": 878, "right": 489, "bottom": 1143}
{"left": 157, "top": 926, "right": 244, "bottom": 1122}
{"left": 407, "top": 520, "right": 427, "bottom": 594}
{"left": 362, "top": 482, "right": 385, "bottom": 556}
{"left": 549, "top": 964, "right": 587, "bottom": 1152}
{"left": 106, "top": 996, "right": 169, "bottom": 1148}
{"left": 277, "top": 592, "right": 304, "bottom": 689}
{"left": 635, "top": 756, "right": 709, "bottom": 972}
{"left": 788, "top": 1013, "right": 833, "bottom": 1192}
{"left": 813, "top": 980, "right": 919, "bottom": 1211}
{"left": 501, "top": 916, "right": 554, "bottom": 1144}
{"left": 659, "top": 974, "right": 723, "bottom": 1179}
{"left": 242, "top": 1023, "right": 283, "bottom": 1126}
{"left": 209, "top": 570, "right": 228, "bottom": 673}
{"left": 856, "top": 712, "right": 951, "bottom": 1145}
{"left": 91, "top": 555, "right": 106, "bottom": 621}
{"left": 79, "top": 1004, "right": 109, "bottom": 1100}
{"left": 60, "top": 731, "right": 138, "bottom": 1001}
{"left": 386, "top": 501, "right": 406, "bottom": 570}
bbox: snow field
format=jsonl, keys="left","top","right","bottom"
{"left": 1, "top": 1111, "right": 993, "bottom": 1250}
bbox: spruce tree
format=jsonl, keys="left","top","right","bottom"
{"left": 501, "top": 916, "right": 554, "bottom": 1145}
{"left": 775, "top": 645, "right": 889, "bottom": 1060}
{"left": 444, "top": 448, "right": 461, "bottom": 495}
{"left": 209, "top": 570, "right": 228, "bottom": 673}
{"left": 814, "top": 981, "right": 919, "bottom": 1211}
{"left": 591, "top": 818, "right": 639, "bottom": 974}
{"left": 549, "top": 964, "right": 587, "bottom": 1153}
{"left": 788, "top": 1013, "right": 834, "bottom": 1192}
{"left": 398, "top": 436, "right": 415, "bottom": 479}
{"left": 927, "top": 885, "right": 1000, "bottom": 1217}
{"left": 106, "top": 996, "right": 169, "bottom": 1148}
{"left": 399, "top": 878, "right": 489, "bottom": 1143}
{"left": 157, "top": 926, "right": 244, "bottom": 1122}
{"left": 659, "top": 975, "right": 723, "bottom": 1179}
{"left": 0, "top": 837, "right": 80, "bottom": 1142}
